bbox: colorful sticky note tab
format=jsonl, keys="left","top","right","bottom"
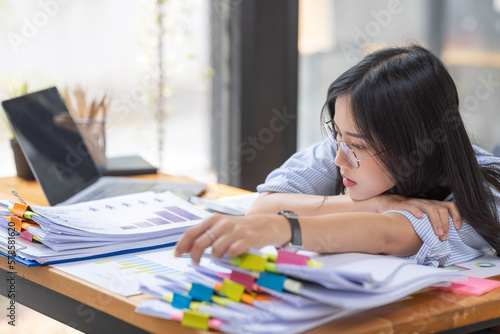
{"left": 20, "top": 230, "right": 34, "bottom": 242}
{"left": 437, "top": 276, "right": 500, "bottom": 296}
{"left": 171, "top": 292, "right": 192, "bottom": 309}
{"left": 211, "top": 295, "right": 230, "bottom": 306}
{"left": 181, "top": 310, "right": 210, "bottom": 330}
{"left": 256, "top": 272, "right": 287, "bottom": 292}
{"left": 239, "top": 253, "right": 268, "bottom": 271}
{"left": 189, "top": 282, "right": 214, "bottom": 302}
{"left": 275, "top": 249, "right": 309, "bottom": 266}
{"left": 189, "top": 301, "right": 210, "bottom": 312}
{"left": 230, "top": 270, "right": 256, "bottom": 291}
{"left": 220, "top": 279, "right": 245, "bottom": 302}
{"left": 10, "top": 202, "right": 28, "bottom": 217}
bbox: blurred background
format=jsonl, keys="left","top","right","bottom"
{"left": 1, "top": 0, "right": 500, "bottom": 332}
{"left": 1, "top": 0, "right": 500, "bottom": 186}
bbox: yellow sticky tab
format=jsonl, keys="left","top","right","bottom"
{"left": 181, "top": 310, "right": 209, "bottom": 330}
{"left": 220, "top": 279, "right": 245, "bottom": 302}
{"left": 307, "top": 259, "right": 323, "bottom": 268}
{"left": 239, "top": 254, "right": 267, "bottom": 271}
{"left": 163, "top": 292, "right": 173, "bottom": 303}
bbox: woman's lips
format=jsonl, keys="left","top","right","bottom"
{"left": 342, "top": 175, "right": 357, "bottom": 187}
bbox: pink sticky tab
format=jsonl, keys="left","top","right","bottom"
{"left": 208, "top": 318, "right": 223, "bottom": 330}
{"left": 20, "top": 230, "right": 34, "bottom": 242}
{"left": 439, "top": 276, "right": 500, "bottom": 296}
{"left": 275, "top": 249, "right": 309, "bottom": 266}
{"left": 230, "top": 270, "right": 256, "bottom": 291}
{"left": 171, "top": 311, "right": 183, "bottom": 322}
{"left": 217, "top": 273, "right": 231, "bottom": 279}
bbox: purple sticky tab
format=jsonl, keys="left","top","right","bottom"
{"left": 230, "top": 270, "right": 256, "bottom": 291}
{"left": 275, "top": 249, "right": 309, "bottom": 266}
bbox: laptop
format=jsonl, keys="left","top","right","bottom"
{"left": 2, "top": 87, "right": 206, "bottom": 206}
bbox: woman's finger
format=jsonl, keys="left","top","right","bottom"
{"left": 175, "top": 215, "right": 218, "bottom": 256}
{"left": 209, "top": 224, "right": 245, "bottom": 259}
{"left": 402, "top": 203, "right": 424, "bottom": 219}
{"left": 189, "top": 231, "right": 217, "bottom": 265}
{"left": 424, "top": 206, "right": 445, "bottom": 239}
{"left": 441, "top": 201, "right": 462, "bottom": 229}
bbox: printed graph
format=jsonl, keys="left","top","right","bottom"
{"left": 119, "top": 205, "right": 202, "bottom": 230}
{"left": 475, "top": 262, "right": 496, "bottom": 268}
{"left": 54, "top": 248, "right": 193, "bottom": 296}
{"left": 95, "top": 254, "right": 184, "bottom": 275}
{"left": 444, "top": 264, "right": 470, "bottom": 272}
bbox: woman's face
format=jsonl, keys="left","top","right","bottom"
{"left": 333, "top": 95, "right": 395, "bottom": 200}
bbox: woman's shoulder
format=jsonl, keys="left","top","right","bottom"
{"left": 473, "top": 145, "right": 500, "bottom": 165}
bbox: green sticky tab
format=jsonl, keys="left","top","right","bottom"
{"left": 162, "top": 292, "right": 173, "bottom": 303}
{"left": 189, "top": 301, "right": 210, "bottom": 312}
{"left": 24, "top": 211, "right": 35, "bottom": 219}
{"left": 211, "top": 295, "right": 230, "bottom": 306}
{"left": 220, "top": 279, "right": 245, "bottom": 302}
{"left": 265, "top": 253, "right": 278, "bottom": 262}
{"left": 181, "top": 310, "right": 209, "bottom": 330}
{"left": 239, "top": 254, "right": 267, "bottom": 271}
{"left": 265, "top": 262, "right": 278, "bottom": 273}
{"left": 230, "top": 257, "right": 242, "bottom": 266}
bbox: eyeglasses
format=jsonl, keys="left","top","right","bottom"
{"left": 323, "top": 120, "right": 380, "bottom": 169}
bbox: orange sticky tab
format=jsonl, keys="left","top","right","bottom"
{"left": 11, "top": 202, "right": 28, "bottom": 218}
{"left": 181, "top": 310, "right": 209, "bottom": 330}
{"left": 214, "top": 283, "right": 222, "bottom": 292}
{"left": 20, "top": 221, "right": 38, "bottom": 232}
{"left": 7, "top": 216, "right": 25, "bottom": 232}
{"left": 255, "top": 294, "right": 272, "bottom": 302}
{"left": 240, "top": 293, "right": 255, "bottom": 305}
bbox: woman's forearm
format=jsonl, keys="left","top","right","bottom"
{"left": 299, "top": 212, "right": 422, "bottom": 256}
{"left": 247, "top": 192, "right": 376, "bottom": 216}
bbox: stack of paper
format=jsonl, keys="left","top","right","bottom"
{"left": 0, "top": 191, "right": 210, "bottom": 265}
{"left": 135, "top": 250, "right": 466, "bottom": 333}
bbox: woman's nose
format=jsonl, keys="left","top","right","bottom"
{"left": 334, "top": 146, "right": 351, "bottom": 169}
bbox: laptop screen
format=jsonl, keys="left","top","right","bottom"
{"left": 2, "top": 87, "right": 100, "bottom": 205}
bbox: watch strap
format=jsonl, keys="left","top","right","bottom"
{"left": 278, "top": 210, "right": 302, "bottom": 248}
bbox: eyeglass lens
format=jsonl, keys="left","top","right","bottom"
{"left": 330, "top": 132, "right": 359, "bottom": 168}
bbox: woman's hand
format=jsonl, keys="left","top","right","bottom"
{"left": 371, "top": 194, "right": 462, "bottom": 240}
{"left": 175, "top": 214, "right": 290, "bottom": 265}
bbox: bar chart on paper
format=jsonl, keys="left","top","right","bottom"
{"left": 53, "top": 247, "right": 192, "bottom": 296}
{"left": 443, "top": 255, "right": 500, "bottom": 278}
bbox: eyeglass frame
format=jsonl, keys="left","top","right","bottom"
{"left": 323, "top": 120, "right": 381, "bottom": 169}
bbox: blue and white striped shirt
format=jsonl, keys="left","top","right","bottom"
{"left": 257, "top": 140, "right": 499, "bottom": 266}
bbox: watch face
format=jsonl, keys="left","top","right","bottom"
{"left": 283, "top": 243, "right": 304, "bottom": 252}
{"left": 279, "top": 210, "right": 297, "bottom": 218}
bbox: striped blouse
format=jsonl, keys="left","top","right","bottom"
{"left": 257, "top": 139, "right": 499, "bottom": 266}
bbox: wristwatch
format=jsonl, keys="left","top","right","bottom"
{"left": 278, "top": 210, "right": 303, "bottom": 252}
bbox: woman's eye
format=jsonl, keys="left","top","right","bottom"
{"left": 351, "top": 144, "right": 365, "bottom": 150}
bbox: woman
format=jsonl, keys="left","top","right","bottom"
{"left": 176, "top": 44, "right": 500, "bottom": 267}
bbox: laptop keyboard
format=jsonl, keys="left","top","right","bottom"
{"left": 76, "top": 182, "right": 154, "bottom": 203}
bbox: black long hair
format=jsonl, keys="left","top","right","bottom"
{"left": 321, "top": 44, "right": 500, "bottom": 254}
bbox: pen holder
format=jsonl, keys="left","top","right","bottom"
{"left": 75, "top": 119, "right": 106, "bottom": 171}
{"left": 10, "top": 138, "right": 35, "bottom": 180}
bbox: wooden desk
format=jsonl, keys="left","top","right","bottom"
{"left": 1, "top": 176, "right": 500, "bottom": 333}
